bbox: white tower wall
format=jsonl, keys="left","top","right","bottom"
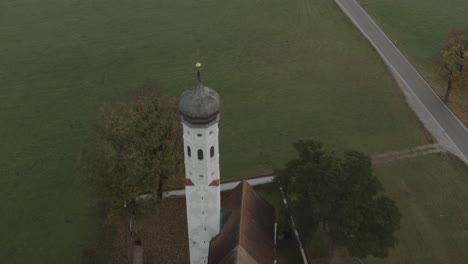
{"left": 182, "top": 116, "right": 221, "bottom": 264}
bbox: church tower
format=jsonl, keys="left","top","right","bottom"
{"left": 179, "top": 63, "right": 221, "bottom": 264}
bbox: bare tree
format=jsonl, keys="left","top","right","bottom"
{"left": 435, "top": 29, "right": 468, "bottom": 101}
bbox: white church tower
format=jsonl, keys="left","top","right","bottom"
{"left": 179, "top": 63, "right": 221, "bottom": 264}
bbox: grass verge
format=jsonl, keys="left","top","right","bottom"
{"left": 359, "top": 0, "right": 468, "bottom": 125}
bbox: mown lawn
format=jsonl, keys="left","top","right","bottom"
{"left": 1, "top": 0, "right": 431, "bottom": 263}
{"left": 359, "top": 0, "right": 468, "bottom": 124}
{"left": 366, "top": 154, "right": 468, "bottom": 264}
{"left": 277, "top": 154, "right": 468, "bottom": 264}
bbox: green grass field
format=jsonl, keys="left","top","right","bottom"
{"left": 1, "top": 0, "right": 433, "bottom": 263}
{"left": 359, "top": 0, "right": 468, "bottom": 123}
{"left": 280, "top": 154, "right": 468, "bottom": 264}
{"left": 366, "top": 154, "right": 468, "bottom": 264}
{"left": 359, "top": 0, "right": 468, "bottom": 74}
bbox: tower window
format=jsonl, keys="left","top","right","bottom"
{"left": 198, "top": 150, "right": 203, "bottom": 160}
{"left": 187, "top": 146, "right": 191, "bottom": 157}
{"left": 209, "top": 130, "right": 214, "bottom": 135}
{"left": 199, "top": 175, "right": 204, "bottom": 178}
{"left": 197, "top": 133, "right": 202, "bottom": 137}
{"left": 210, "top": 146, "right": 215, "bottom": 158}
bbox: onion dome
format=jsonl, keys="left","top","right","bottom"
{"left": 179, "top": 63, "right": 220, "bottom": 124}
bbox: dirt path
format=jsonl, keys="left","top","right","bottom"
{"left": 371, "top": 143, "right": 445, "bottom": 165}
{"left": 154, "top": 144, "right": 446, "bottom": 199}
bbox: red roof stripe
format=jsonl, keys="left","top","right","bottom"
{"left": 184, "top": 179, "right": 194, "bottom": 186}
{"left": 209, "top": 179, "right": 220, "bottom": 186}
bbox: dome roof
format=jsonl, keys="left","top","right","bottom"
{"left": 179, "top": 81, "right": 220, "bottom": 123}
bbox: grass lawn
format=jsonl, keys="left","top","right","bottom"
{"left": 289, "top": 154, "right": 468, "bottom": 264}
{"left": 358, "top": 0, "right": 468, "bottom": 124}
{"left": 1, "top": 0, "right": 432, "bottom": 263}
{"left": 366, "top": 154, "right": 468, "bottom": 264}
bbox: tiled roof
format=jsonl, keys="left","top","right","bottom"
{"left": 208, "top": 181, "right": 275, "bottom": 264}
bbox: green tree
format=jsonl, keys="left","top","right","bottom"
{"left": 276, "top": 140, "right": 400, "bottom": 262}
{"left": 87, "top": 90, "right": 184, "bottom": 210}
{"left": 435, "top": 29, "right": 468, "bottom": 102}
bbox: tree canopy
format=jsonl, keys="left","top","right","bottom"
{"left": 276, "top": 140, "right": 400, "bottom": 260}
{"left": 86, "top": 91, "right": 184, "bottom": 209}
{"left": 435, "top": 29, "right": 468, "bottom": 101}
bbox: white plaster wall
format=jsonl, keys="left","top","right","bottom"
{"left": 183, "top": 117, "right": 221, "bottom": 264}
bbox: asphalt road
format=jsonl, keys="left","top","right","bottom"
{"left": 336, "top": 0, "right": 468, "bottom": 164}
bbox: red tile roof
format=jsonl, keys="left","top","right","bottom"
{"left": 208, "top": 181, "right": 275, "bottom": 264}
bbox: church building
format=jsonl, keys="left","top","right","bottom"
{"left": 178, "top": 64, "right": 276, "bottom": 264}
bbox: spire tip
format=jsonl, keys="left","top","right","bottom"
{"left": 195, "top": 62, "right": 202, "bottom": 83}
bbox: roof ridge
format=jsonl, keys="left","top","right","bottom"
{"left": 237, "top": 180, "right": 247, "bottom": 251}
{"left": 251, "top": 186, "right": 276, "bottom": 212}
{"left": 235, "top": 245, "right": 241, "bottom": 264}
{"left": 223, "top": 181, "right": 243, "bottom": 202}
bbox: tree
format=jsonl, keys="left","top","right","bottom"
{"left": 435, "top": 29, "right": 468, "bottom": 101}
{"left": 86, "top": 90, "right": 184, "bottom": 210}
{"left": 275, "top": 140, "right": 400, "bottom": 262}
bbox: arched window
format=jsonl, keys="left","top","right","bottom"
{"left": 210, "top": 147, "right": 215, "bottom": 158}
{"left": 198, "top": 149, "right": 203, "bottom": 160}
{"left": 187, "top": 146, "right": 191, "bottom": 157}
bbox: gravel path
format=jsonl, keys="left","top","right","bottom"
{"left": 371, "top": 143, "right": 445, "bottom": 165}
{"left": 158, "top": 142, "right": 446, "bottom": 198}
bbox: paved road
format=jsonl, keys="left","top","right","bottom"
{"left": 335, "top": 0, "right": 468, "bottom": 164}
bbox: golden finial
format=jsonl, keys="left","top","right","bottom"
{"left": 195, "top": 62, "right": 202, "bottom": 83}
